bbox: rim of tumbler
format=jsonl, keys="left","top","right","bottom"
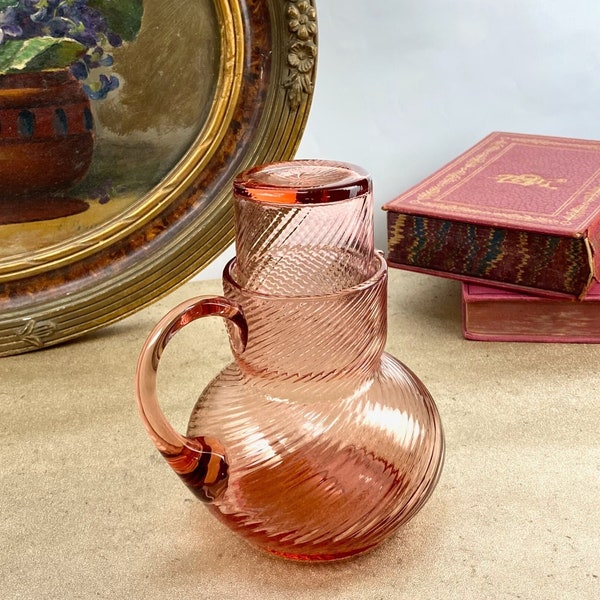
{"left": 232, "top": 160, "right": 372, "bottom": 206}
{"left": 222, "top": 251, "right": 387, "bottom": 301}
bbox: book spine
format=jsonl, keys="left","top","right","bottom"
{"left": 387, "top": 212, "right": 591, "bottom": 297}
{"left": 462, "top": 291, "right": 600, "bottom": 343}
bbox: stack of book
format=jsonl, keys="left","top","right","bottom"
{"left": 383, "top": 131, "right": 600, "bottom": 342}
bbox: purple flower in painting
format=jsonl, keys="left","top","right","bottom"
{"left": 70, "top": 58, "right": 90, "bottom": 80}
{"left": 83, "top": 72, "right": 119, "bottom": 100}
{"left": 29, "top": 6, "right": 49, "bottom": 24}
{"left": 0, "top": 7, "right": 24, "bottom": 45}
{"left": 71, "top": 46, "right": 113, "bottom": 79}
{"left": 88, "top": 46, "right": 114, "bottom": 68}
{"left": 0, "top": 1, "right": 143, "bottom": 100}
{"left": 45, "top": 17, "right": 71, "bottom": 36}
{"left": 70, "top": 58, "right": 89, "bottom": 80}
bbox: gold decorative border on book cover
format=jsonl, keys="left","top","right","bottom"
{"left": 416, "top": 139, "right": 508, "bottom": 202}
{"left": 412, "top": 134, "right": 600, "bottom": 227}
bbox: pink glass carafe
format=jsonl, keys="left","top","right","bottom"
{"left": 135, "top": 160, "right": 444, "bottom": 561}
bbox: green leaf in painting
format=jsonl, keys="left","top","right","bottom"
{"left": 87, "top": 0, "right": 144, "bottom": 42}
{"left": 0, "top": 40, "right": 21, "bottom": 73}
{"left": 0, "top": 37, "right": 87, "bottom": 74}
{"left": 0, "top": 1, "right": 18, "bottom": 11}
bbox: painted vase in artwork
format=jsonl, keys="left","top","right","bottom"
{"left": 0, "top": 70, "right": 94, "bottom": 197}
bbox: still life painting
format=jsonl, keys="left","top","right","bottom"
{"left": 0, "top": 0, "right": 317, "bottom": 356}
{"left": 0, "top": 0, "right": 218, "bottom": 257}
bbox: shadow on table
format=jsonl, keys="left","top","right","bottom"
{"left": 145, "top": 497, "right": 447, "bottom": 598}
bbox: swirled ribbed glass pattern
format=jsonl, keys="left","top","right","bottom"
{"left": 233, "top": 160, "right": 374, "bottom": 295}
{"left": 187, "top": 340, "right": 443, "bottom": 561}
{"left": 137, "top": 160, "right": 444, "bottom": 562}
{"left": 223, "top": 254, "right": 387, "bottom": 379}
{"left": 185, "top": 253, "right": 444, "bottom": 560}
{"left": 187, "top": 161, "right": 444, "bottom": 560}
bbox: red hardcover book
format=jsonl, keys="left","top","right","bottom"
{"left": 383, "top": 132, "right": 600, "bottom": 298}
{"left": 462, "top": 282, "right": 600, "bottom": 343}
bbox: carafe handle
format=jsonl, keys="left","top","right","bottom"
{"left": 135, "top": 296, "right": 247, "bottom": 503}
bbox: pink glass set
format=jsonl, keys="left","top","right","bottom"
{"left": 135, "top": 161, "right": 445, "bottom": 561}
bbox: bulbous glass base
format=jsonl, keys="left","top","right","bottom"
{"left": 187, "top": 352, "right": 444, "bottom": 561}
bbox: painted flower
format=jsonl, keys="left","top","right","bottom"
{"left": 0, "top": 6, "right": 23, "bottom": 44}
{"left": 0, "top": 0, "right": 143, "bottom": 100}
{"left": 287, "top": 0, "right": 316, "bottom": 41}
{"left": 83, "top": 71, "right": 118, "bottom": 100}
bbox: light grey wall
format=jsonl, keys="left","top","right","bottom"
{"left": 200, "top": 0, "right": 600, "bottom": 279}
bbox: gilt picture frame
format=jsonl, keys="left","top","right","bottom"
{"left": 0, "top": 0, "right": 317, "bottom": 356}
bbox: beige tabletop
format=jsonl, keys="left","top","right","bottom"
{"left": 1, "top": 268, "right": 599, "bottom": 599}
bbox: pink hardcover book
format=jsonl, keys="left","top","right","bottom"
{"left": 462, "top": 281, "right": 600, "bottom": 342}
{"left": 383, "top": 132, "right": 600, "bottom": 298}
